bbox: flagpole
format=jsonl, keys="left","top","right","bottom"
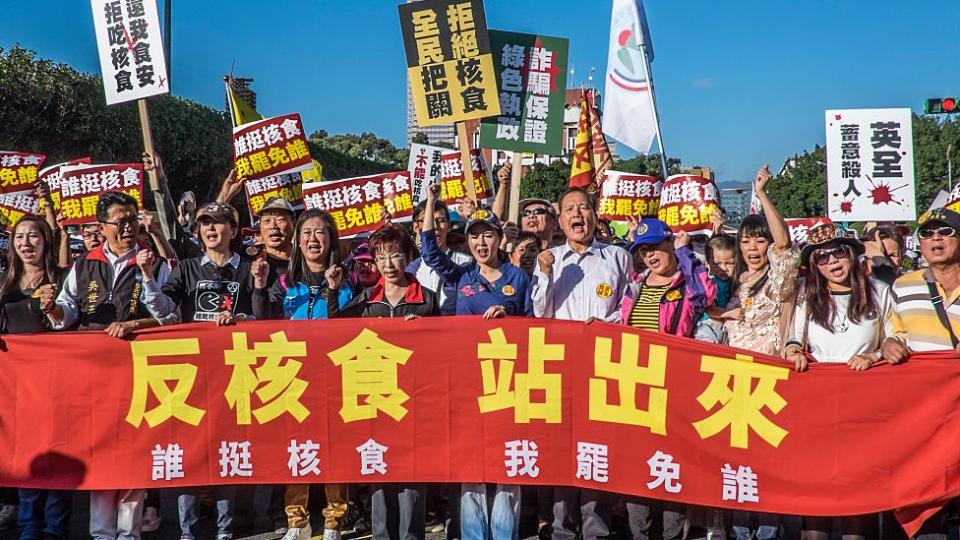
{"left": 633, "top": 10, "right": 669, "bottom": 180}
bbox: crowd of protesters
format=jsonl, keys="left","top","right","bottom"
{"left": 0, "top": 153, "right": 954, "bottom": 540}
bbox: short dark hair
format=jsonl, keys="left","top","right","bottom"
{"left": 516, "top": 231, "right": 541, "bottom": 250}
{"left": 414, "top": 198, "right": 450, "bottom": 222}
{"left": 369, "top": 224, "right": 415, "bottom": 260}
{"left": 96, "top": 192, "right": 138, "bottom": 222}
{"left": 706, "top": 233, "right": 736, "bottom": 260}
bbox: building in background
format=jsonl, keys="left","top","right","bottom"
{"left": 684, "top": 167, "right": 714, "bottom": 181}
{"left": 225, "top": 77, "right": 257, "bottom": 111}
{"left": 720, "top": 181, "right": 753, "bottom": 228}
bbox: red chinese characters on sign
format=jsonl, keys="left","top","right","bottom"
{"left": 302, "top": 171, "right": 415, "bottom": 238}
{"left": 55, "top": 164, "right": 144, "bottom": 226}
{"left": 597, "top": 171, "right": 661, "bottom": 220}
{"left": 784, "top": 217, "right": 833, "bottom": 245}
{"left": 0, "top": 151, "right": 47, "bottom": 194}
{"left": 439, "top": 150, "right": 493, "bottom": 204}
{"left": 658, "top": 175, "right": 720, "bottom": 234}
{"left": 233, "top": 114, "right": 313, "bottom": 182}
{"left": 244, "top": 173, "right": 305, "bottom": 220}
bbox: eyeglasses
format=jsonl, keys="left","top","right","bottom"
{"left": 813, "top": 246, "right": 849, "bottom": 266}
{"left": 522, "top": 208, "right": 549, "bottom": 217}
{"left": 81, "top": 231, "right": 103, "bottom": 240}
{"left": 100, "top": 217, "right": 140, "bottom": 230}
{"left": 918, "top": 226, "right": 958, "bottom": 239}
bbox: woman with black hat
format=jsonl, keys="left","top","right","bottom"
{"left": 784, "top": 222, "right": 894, "bottom": 376}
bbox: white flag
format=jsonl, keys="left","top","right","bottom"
{"left": 602, "top": 0, "right": 658, "bottom": 154}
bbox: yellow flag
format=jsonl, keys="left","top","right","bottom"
{"left": 300, "top": 159, "right": 324, "bottom": 183}
{"left": 225, "top": 80, "right": 263, "bottom": 127}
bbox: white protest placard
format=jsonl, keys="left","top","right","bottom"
{"left": 825, "top": 108, "right": 915, "bottom": 222}
{"left": 90, "top": 0, "right": 169, "bottom": 105}
{"left": 407, "top": 143, "right": 448, "bottom": 206}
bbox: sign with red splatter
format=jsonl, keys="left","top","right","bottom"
{"left": 597, "top": 170, "right": 661, "bottom": 220}
{"left": 784, "top": 217, "right": 832, "bottom": 245}
{"left": 0, "top": 151, "right": 46, "bottom": 194}
{"left": 825, "top": 108, "right": 915, "bottom": 222}
{"left": 301, "top": 171, "right": 414, "bottom": 239}
{"left": 657, "top": 175, "right": 720, "bottom": 235}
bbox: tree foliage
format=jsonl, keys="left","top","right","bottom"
{"left": 309, "top": 130, "right": 406, "bottom": 170}
{"left": 612, "top": 154, "right": 683, "bottom": 179}
{"left": 0, "top": 45, "right": 401, "bottom": 204}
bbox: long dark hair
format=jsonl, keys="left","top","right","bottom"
{"left": 287, "top": 209, "right": 340, "bottom": 285}
{"left": 1, "top": 215, "right": 60, "bottom": 298}
{"left": 734, "top": 214, "right": 773, "bottom": 296}
{"left": 803, "top": 242, "right": 877, "bottom": 331}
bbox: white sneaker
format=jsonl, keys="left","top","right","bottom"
{"left": 323, "top": 529, "right": 341, "bottom": 540}
{"left": 141, "top": 506, "right": 161, "bottom": 533}
{"left": 283, "top": 524, "right": 312, "bottom": 540}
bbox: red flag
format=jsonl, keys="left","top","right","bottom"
{"left": 569, "top": 90, "right": 613, "bottom": 189}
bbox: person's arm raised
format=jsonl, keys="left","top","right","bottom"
{"left": 754, "top": 164, "right": 791, "bottom": 252}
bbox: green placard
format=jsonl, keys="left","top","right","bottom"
{"left": 479, "top": 30, "right": 569, "bottom": 155}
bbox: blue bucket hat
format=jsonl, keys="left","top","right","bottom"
{"left": 629, "top": 218, "right": 673, "bottom": 252}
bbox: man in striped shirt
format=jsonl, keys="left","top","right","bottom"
{"left": 884, "top": 207, "right": 960, "bottom": 358}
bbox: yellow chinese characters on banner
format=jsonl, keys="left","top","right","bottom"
{"left": 597, "top": 171, "right": 662, "bottom": 220}
{"left": 302, "top": 171, "right": 416, "bottom": 239}
{"left": 54, "top": 164, "right": 144, "bottom": 226}
{"left": 0, "top": 151, "right": 46, "bottom": 194}
{"left": 233, "top": 113, "right": 313, "bottom": 183}
{"left": 439, "top": 149, "right": 493, "bottom": 204}
{"left": 399, "top": 0, "right": 501, "bottom": 126}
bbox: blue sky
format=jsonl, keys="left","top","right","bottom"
{"left": 3, "top": 1, "right": 959, "bottom": 182}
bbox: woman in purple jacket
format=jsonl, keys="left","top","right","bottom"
{"left": 620, "top": 218, "right": 716, "bottom": 337}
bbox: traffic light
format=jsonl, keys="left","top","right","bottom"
{"left": 926, "top": 97, "right": 958, "bottom": 114}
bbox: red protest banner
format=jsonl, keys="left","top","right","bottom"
{"left": 658, "top": 175, "right": 720, "bottom": 234}
{"left": 439, "top": 149, "right": 493, "bottom": 204}
{"left": 54, "top": 164, "right": 144, "bottom": 226}
{"left": 244, "top": 173, "right": 305, "bottom": 220}
{"left": 233, "top": 113, "right": 312, "bottom": 182}
{"left": 597, "top": 171, "right": 661, "bottom": 220}
{"left": 0, "top": 151, "right": 47, "bottom": 194}
{"left": 0, "top": 317, "right": 957, "bottom": 536}
{"left": 785, "top": 217, "right": 833, "bottom": 245}
{"left": 302, "top": 171, "right": 414, "bottom": 238}
{"left": 0, "top": 190, "right": 41, "bottom": 232}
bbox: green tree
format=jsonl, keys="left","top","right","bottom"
{"left": 309, "top": 130, "right": 406, "bottom": 169}
{"left": 612, "top": 154, "right": 682, "bottom": 178}
{"left": 519, "top": 159, "right": 571, "bottom": 202}
{"left": 768, "top": 145, "right": 827, "bottom": 218}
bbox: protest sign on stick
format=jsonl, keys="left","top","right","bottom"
{"left": 657, "top": 175, "right": 720, "bottom": 234}
{"left": 398, "top": 0, "right": 500, "bottom": 127}
{"left": 408, "top": 143, "right": 447, "bottom": 205}
{"left": 0, "top": 152, "right": 46, "bottom": 194}
{"left": 457, "top": 123, "right": 479, "bottom": 202}
{"left": 479, "top": 30, "right": 569, "bottom": 156}
{"left": 233, "top": 114, "right": 313, "bottom": 183}
{"left": 302, "top": 171, "right": 414, "bottom": 238}
{"left": 598, "top": 171, "right": 661, "bottom": 220}
{"left": 54, "top": 163, "right": 145, "bottom": 227}
{"left": 245, "top": 173, "right": 305, "bottom": 221}
{"left": 825, "top": 108, "right": 916, "bottom": 222}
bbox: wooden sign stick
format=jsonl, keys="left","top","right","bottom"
{"left": 457, "top": 122, "right": 478, "bottom": 202}
{"left": 137, "top": 98, "right": 173, "bottom": 240}
{"left": 508, "top": 151, "right": 522, "bottom": 224}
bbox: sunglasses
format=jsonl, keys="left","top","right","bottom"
{"left": 918, "top": 226, "right": 958, "bottom": 239}
{"left": 813, "top": 246, "right": 849, "bottom": 266}
{"left": 522, "top": 208, "right": 549, "bottom": 217}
